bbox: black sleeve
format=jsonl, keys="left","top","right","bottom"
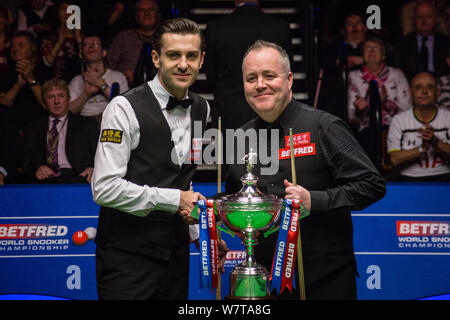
{"left": 310, "top": 115, "right": 387, "bottom": 212}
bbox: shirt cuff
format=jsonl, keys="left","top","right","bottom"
{"left": 309, "top": 190, "right": 329, "bottom": 212}
{"left": 153, "top": 188, "right": 180, "bottom": 213}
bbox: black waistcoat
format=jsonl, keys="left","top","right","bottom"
{"left": 96, "top": 84, "right": 207, "bottom": 261}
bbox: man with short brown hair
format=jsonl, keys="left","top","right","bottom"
{"left": 92, "top": 18, "right": 226, "bottom": 300}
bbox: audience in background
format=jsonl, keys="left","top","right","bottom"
{"left": 106, "top": 0, "right": 160, "bottom": 87}
{"left": 394, "top": 0, "right": 450, "bottom": 82}
{"left": 0, "top": 31, "right": 47, "bottom": 132}
{"left": 1, "top": 1, "right": 449, "bottom": 184}
{"left": 0, "top": 107, "right": 23, "bottom": 184}
{"left": 17, "top": 0, "right": 57, "bottom": 41}
{"left": 205, "top": 0, "right": 293, "bottom": 134}
{"left": 68, "top": 34, "right": 128, "bottom": 121}
{"left": 438, "top": 73, "right": 450, "bottom": 109}
{"left": 400, "top": 0, "right": 447, "bottom": 36}
{"left": 40, "top": 1, "right": 82, "bottom": 83}
{"left": 340, "top": 12, "right": 367, "bottom": 72}
{"left": 348, "top": 36, "right": 411, "bottom": 169}
{"left": 318, "top": 11, "right": 368, "bottom": 121}
{"left": 23, "top": 78, "right": 98, "bottom": 184}
{"left": 388, "top": 72, "right": 450, "bottom": 181}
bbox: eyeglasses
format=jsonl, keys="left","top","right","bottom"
{"left": 83, "top": 41, "right": 101, "bottom": 48}
{"left": 365, "top": 45, "right": 382, "bottom": 52}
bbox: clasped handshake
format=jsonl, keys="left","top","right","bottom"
{"left": 177, "top": 179, "right": 312, "bottom": 226}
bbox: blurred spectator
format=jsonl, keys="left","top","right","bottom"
{"left": 388, "top": 72, "right": 450, "bottom": 181}
{"left": 348, "top": 36, "right": 411, "bottom": 169}
{"left": 339, "top": 12, "right": 367, "bottom": 72}
{"left": 106, "top": 0, "right": 160, "bottom": 87}
{"left": 204, "top": 0, "right": 292, "bottom": 132}
{"left": 68, "top": 34, "right": 128, "bottom": 119}
{"left": 23, "top": 78, "right": 99, "bottom": 184}
{"left": 103, "top": 0, "right": 138, "bottom": 47}
{"left": 0, "top": 6, "right": 13, "bottom": 75}
{"left": 401, "top": 0, "right": 448, "bottom": 36}
{"left": 0, "top": 31, "right": 48, "bottom": 131}
{"left": 40, "top": 1, "right": 82, "bottom": 83}
{"left": 0, "top": 107, "right": 24, "bottom": 185}
{"left": 1, "top": 0, "right": 20, "bottom": 24}
{"left": 17, "top": 0, "right": 58, "bottom": 41}
{"left": 438, "top": 73, "right": 450, "bottom": 109}
{"left": 317, "top": 11, "right": 367, "bottom": 121}
{"left": 394, "top": 0, "right": 450, "bottom": 82}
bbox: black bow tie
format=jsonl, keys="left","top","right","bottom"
{"left": 166, "top": 96, "right": 193, "bottom": 111}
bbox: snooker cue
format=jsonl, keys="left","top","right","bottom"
{"left": 216, "top": 117, "right": 222, "bottom": 300}
{"left": 289, "top": 128, "right": 306, "bottom": 300}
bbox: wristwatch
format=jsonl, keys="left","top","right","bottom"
{"left": 418, "top": 146, "right": 425, "bottom": 155}
{"left": 28, "top": 79, "right": 38, "bottom": 86}
{"left": 100, "top": 83, "right": 108, "bottom": 91}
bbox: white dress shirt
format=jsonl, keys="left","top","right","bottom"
{"left": 91, "top": 75, "right": 209, "bottom": 241}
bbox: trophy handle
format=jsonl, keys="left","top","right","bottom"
{"left": 189, "top": 202, "right": 237, "bottom": 238}
{"left": 263, "top": 225, "right": 280, "bottom": 238}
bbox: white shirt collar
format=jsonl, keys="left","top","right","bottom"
{"left": 148, "top": 74, "right": 189, "bottom": 110}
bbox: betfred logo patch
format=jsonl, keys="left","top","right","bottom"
{"left": 100, "top": 129, "right": 123, "bottom": 143}
{"left": 279, "top": 143, "right": 316, "bottom": 160}
{"left": 0, "top": 224, "right": 68, "bottom": 238}
{"left": 396, "top": 221, "right": 450, "bottom": 236}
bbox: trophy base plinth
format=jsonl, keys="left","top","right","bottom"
{"left": 229, "top": 265, "right": 271, "bottom": 299}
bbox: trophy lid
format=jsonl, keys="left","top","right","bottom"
{"left": 216, "top": 150, "right": 281, "bottom": 205}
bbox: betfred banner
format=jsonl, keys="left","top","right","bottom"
{"left": 0, "top": 219, "right": 97, "bottom": 256}
{"left": 396, "top": 221, "right": 450, "bottom": 250}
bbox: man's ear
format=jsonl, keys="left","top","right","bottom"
{"left": 287, "top": 71, "right": 293, "bottom": 90}
{"left": 199, "top": 51, "right": 205, "bottom": 69}
{"left": 151, "top": 49, "right": 160, "bottom": 69}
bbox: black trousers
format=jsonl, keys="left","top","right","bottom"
{"left": 95, "top": 244, "right": 189, "bottom": 300}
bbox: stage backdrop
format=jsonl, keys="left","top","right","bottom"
{"left": 0, "top": 182, "right": 449, "bottom": 300}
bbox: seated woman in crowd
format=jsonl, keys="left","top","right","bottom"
{"left": 347, "top": 36, "right": 411, "bottom": 169}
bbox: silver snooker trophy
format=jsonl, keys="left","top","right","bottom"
{"left": 193, "top": 145, "right": 309, "bottom": 300}
{"left": 214, "top": 152, "right": 283, "bottom": 299}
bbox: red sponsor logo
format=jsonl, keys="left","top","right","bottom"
{"left": 0, "top": 224, "right": 68, "bottom": 239}
{"left": 396, "top": 221, "right": 450, "bottom": 236}
{"left": 279, "top": 143, "right": 316, "bottom": 160}
{"left": 284, "top": 132, "right": 311, "bottom": 147}
{"left": 225, "top": 250, "right": 246, "bottom": 261}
